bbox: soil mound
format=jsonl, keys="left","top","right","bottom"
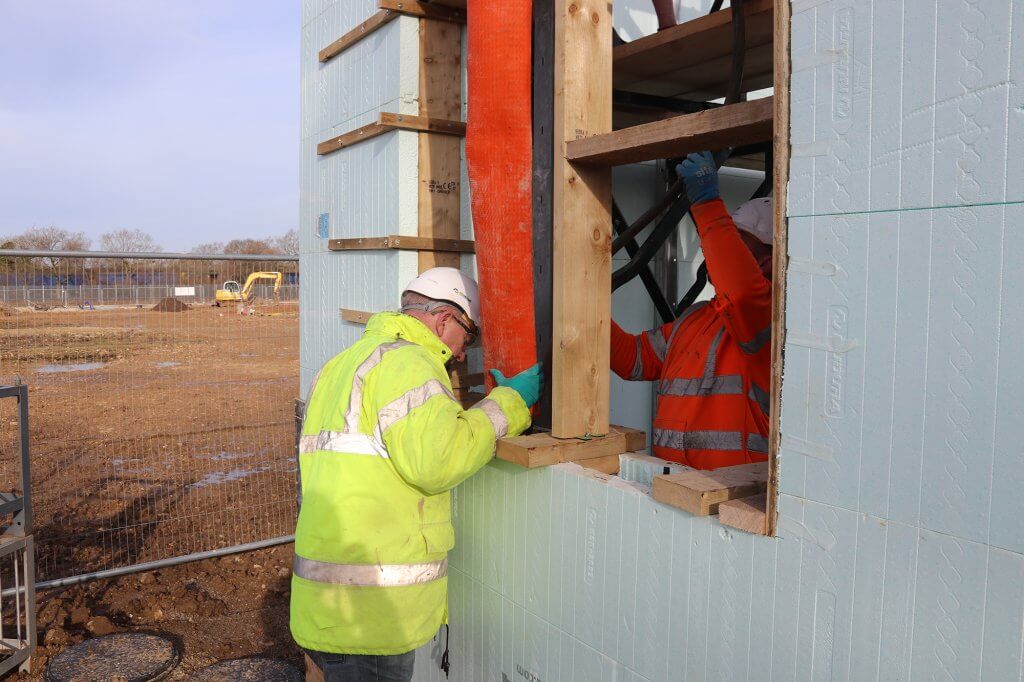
{"left": 151, "top": 297, "right": 191, "bottom": 312}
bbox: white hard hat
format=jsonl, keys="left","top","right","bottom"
{"left": 731, "top": 197, "right": 773, "bottom": 246}
{"left": 402, "top": 267, "right": 481, "bottom": 327}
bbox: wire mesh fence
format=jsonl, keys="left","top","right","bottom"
{"left": 0, "top": 250, "right": 299, "bottom": 582}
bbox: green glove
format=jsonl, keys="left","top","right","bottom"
{"left": 489, "top": 363, "right": 543, "bottom": 408}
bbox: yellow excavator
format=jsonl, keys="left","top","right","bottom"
{"left": 215, "top": 271, "right": 282, "bottom": 306}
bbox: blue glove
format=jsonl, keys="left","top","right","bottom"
{"left": 676, "top": 151, "right": 720, "bottom": 205}
{"left": 490, "top": 363, "right": 543, "bottom": 408}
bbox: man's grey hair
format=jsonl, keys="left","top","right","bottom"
{"left": 400, "top": 290, "right": 460, "bottom": 316}
{"left": 400, "top": 290, "right": 432, "bottom": 308}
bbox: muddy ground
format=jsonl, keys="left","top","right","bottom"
{"left": 18, "top": 544, "right": 302, "bottom": 680}
{"left": 0, "top": 301, "right": 303, "bottom": 678}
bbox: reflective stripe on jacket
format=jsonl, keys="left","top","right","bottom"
{"left": 290, "top": 312, "right": 531, "bottom": 655}
{"left": 611, "top": 198, "right": 771, "bottom": 470}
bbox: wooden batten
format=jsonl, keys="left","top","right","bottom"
{"left": 328, "top": 236, "right": 474, "bottom": 253}
{"left": 767, "top": 0, "right": 791, "bottom": 538}
{"left": 551, "top": 0, "right": 613, "bottom": 438}
{"left": 651, "top": 462, "right": 768, "bottom": 516}
{"left": 379, "top": 0, "right": 465, "bottom": 23}
{"left": 340, "top": 308, "right": 375, "bottom": 325}
{"left": 317, "top": 113, "right": 465, "bottom": 156}
{"left": 319, "top": 10, "right": 397, "bottom": 63}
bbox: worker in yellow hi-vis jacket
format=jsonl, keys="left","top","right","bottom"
{"left": 291, "top": 267, "right": 541, "bottom": 682}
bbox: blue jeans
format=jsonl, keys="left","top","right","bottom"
{"left": 304, "top": 648, "right": 415, "bottom": 682}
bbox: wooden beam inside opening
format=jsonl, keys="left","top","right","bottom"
{"left": 565, "top": 97, "right": 774, "bottom": 167}
{"left": 767, "top": 0, "right": 791, "bottom": 537}
{"left": 551, "top": 0, "right": 613, "bottom": 438}
{"left": 327, "top": 236, "right": 474, "bottom": 253}
{"left": 651, "top": 462, "right": 768, "bottom": 516}
{"left": 613, "top": 0, "right": 774, "bottom": 101}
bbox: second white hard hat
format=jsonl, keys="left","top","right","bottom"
{"left": 402, "top": 267, "right": 481, "bottom": 327}
{"left": 731, "top": 197, "right": 773, "bottom": 246}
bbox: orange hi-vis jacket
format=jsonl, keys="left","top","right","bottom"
{"left": 611, "top": 198, "right": 772, "bottom": 470}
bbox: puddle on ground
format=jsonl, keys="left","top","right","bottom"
{"left": 154, "top": 361, "right": 180, "bottom": 368}
{"left": 190, "top": 465, "right": 269, "bottom": 490}
{"left": 36, "top": 362, "right": 108, "bottom": 373}
{"left": 198, "top": 451, "right": 255, "bottom": 462}
{"left": 239, "top": 353, "right": 257, "bottom": 358}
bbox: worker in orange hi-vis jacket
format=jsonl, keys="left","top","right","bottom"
{"left": 611, "top": 151, "right": 774, "bottom": 470}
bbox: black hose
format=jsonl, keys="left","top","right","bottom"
{"left": 613, "top": 202, "right": 676, "bottom": 323}
{"left": 611, "top": 176, "right": 686, "bottom": 255}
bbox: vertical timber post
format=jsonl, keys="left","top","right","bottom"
{"left": 418, "top": 18, "right": 462, "bottom": 272}
{"left": 551, "top": 0, "right": 613, "bottom": 438}
{"left": 767, "top": 0, "right": 791, "bottom": 536}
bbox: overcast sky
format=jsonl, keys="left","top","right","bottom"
{"left": 0, "top": 1, "right": 298, "bottom": 252}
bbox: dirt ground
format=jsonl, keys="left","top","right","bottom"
{"left": 0, "top": 300, "right": 302, "bottom": 678}
{"left": 16, "top": 544, "right": 302, "bottom": 680}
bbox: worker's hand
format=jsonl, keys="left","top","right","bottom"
{"left": 489, "top": 363, "right": 543, "bottom": 408}
{"left": 676, "top": 151, "right": 720, "bottom": 206}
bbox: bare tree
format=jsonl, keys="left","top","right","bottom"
{"left": 273, "top": 229, "right": 299, "bottom": 256}
{"left": 11, "top": 226, "right": 91, "bottom": 269}
{"left": 223, "top": 238, "right": 275, "bottom": 255}
{"left": 99, "top": 229, "right": 162, "bottom": 254}
{"left": 98, "top": 229, "right": 163, "bottom": 281}
{"left": 190, "top": 242, "right": 225, "bottom": 255}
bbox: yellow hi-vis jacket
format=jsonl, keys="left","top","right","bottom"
{"left": 290, "top": 312, "right": 531, "bottom": 655}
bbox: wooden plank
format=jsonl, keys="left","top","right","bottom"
{"left": 379, "top": 0, "right": 465, "bottom": 22}
{"left": 651, "top": 461, "right": 768, "bottom": 516}
{"left": 317, "top": 113, "right": 465, "bottom": 156}
{"left": 496, "top": 425, "right": 645, "bottom": 468}
{"left": 565, "top": 97, "right": 774, "bottom": 166}
{"left": 319, "top": 10, "right": 397, "bottom": 63}
{"left": 579, "top": 453, "right": 621, "bottom": 475}
{"left": 551, "top": 0, "right": 613, "bottom": 438}
{"left": 613, "top": 0, "right": 774, "bottom": 101}
{"left": 379, "top": 112, "right": 466, "bottom": 136}
{"left": 327, "top": 235, "right": 475, "bottom": 253}
{"left": 718, "top": 493, "right": 768, "bottom": 535}
{"left": 316, "top": 120, "right": 390, "bottom": 156}
{"left": 417, "top": 17, "right": 463, "bottom": 271}
{"left": 449, "top": 371, "right": 484, "bottom": 389}
{"left": 340, "top": 308, "right": 375, "bottom": 324}
{"left": 767, "top": 0, "right": 791, "bottom": 538}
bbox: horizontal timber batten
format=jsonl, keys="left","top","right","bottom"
{"left": 496, "top": 426, "right": 647, "bottom": 468}
{"left": 651, "top": 461, "right": 767, "bottom": 516}
{"left": 379, "top": 0, "right": 464, "bottom": 22}
{"left": 614, "top": 0, "right": 774, "bottom": 101}
{"left": 317, "top": 113, "right": 466, "bottom": 156}
{"left": 328, "top": 236, "right": 474, "bottom": 253}
{"left": 319, "top": 10, "right": 397, "bottom": 62}
{"left": 565, "top": 97, "right": 773, "bottom": 166}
